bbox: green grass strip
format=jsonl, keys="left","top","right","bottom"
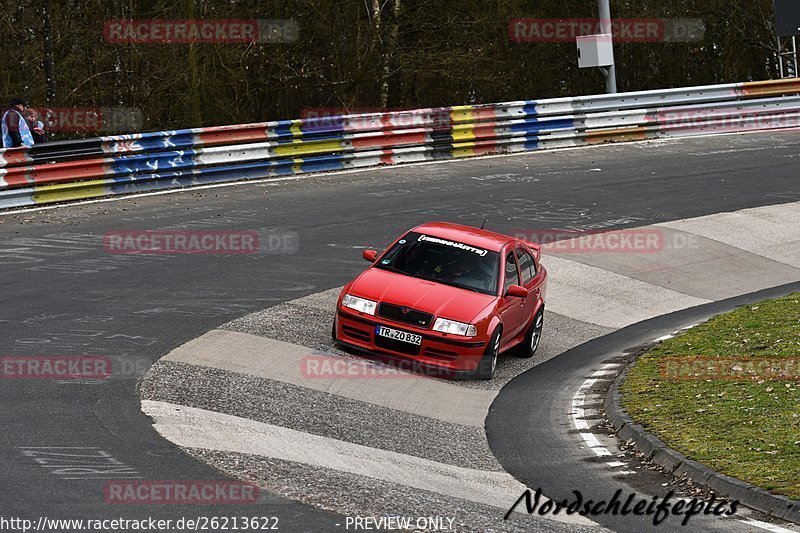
{"left": 621, "top": 292, "right": 800, "bottom": 499}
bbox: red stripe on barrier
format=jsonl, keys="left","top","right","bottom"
{"left": 469, "top": 122, "right": 502, "bottom": 140}
{"left": 0, "top": 148, "right": 31, "bottom": 168}
{"left": 197, "top": 127, "right": 269, "bottom": 146}
{"left": 456, "top": 137, "right": 504, "bottom": 154}
{"left": 1, "top": 160, "right": 112, "bottom": 189}
{"left": 351, "top": 131, "right": 427, "bottom": 150}
{"left": 1, "top": 169, "right": 33, "bottom": 188}
{"left": 31, "top": 161, "right": 112, "bottom": 185}
{"left": 471, "top": 141, "right": 498, "bottom": 155}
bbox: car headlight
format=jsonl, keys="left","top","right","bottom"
{"left": 433, "top": 317, "right": 477, "bottom": 337}
{"left": 342, "top": 294, "right": 377, "bottom": 316}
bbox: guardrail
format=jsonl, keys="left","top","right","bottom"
{"left": 1, "top": 78, "right": 799, "bottom": 210}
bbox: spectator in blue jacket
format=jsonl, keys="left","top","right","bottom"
{"left": 2, "top": 98, "right": 34, "bottom": 148}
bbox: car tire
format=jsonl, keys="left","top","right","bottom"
{"left": 331, "top": 317, "right": 338, "bottom": 343}
{"left": 517, "top": 308, "right": 544, "bottom": 359}
{"left": 475, "top": 327, "right": 501, "bottom": 380}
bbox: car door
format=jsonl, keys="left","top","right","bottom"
{"left": 515, "top": 246, "right": 541, "bottom": 325}
{"left": 498, "top": 249, "right": 525, "bottom": 344}
{"left": 526, "top": 246, "right": 547, "bottom": 299}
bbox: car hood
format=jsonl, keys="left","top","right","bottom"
{"left": 348, "top": 267, "right": 497, "bottom": 322}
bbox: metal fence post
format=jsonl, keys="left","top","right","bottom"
{"left": 598, "top": 0, "right": 618, "bottom": 93}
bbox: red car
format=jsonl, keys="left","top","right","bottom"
{"left": 333, "top": 222, "right": 547, "bottom": 379}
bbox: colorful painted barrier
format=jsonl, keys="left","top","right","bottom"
{"left": 1, "top": 78, "right": 799, "bottom": 209}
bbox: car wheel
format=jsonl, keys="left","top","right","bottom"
{"left": 331, "top": 317, "right": 338, "bottom": 343}
{"left": 476, "top": 327, "right": 501, "bottom": 380}
{"left": 517, "top": 308, "right": 544, "bottom": 359}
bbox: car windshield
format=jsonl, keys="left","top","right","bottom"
{"left": 375, "top": 231, "right": 500, "bottom": 295}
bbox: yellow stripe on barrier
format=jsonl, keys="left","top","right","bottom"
{"left": 33, "top": 180, "right": 109, "bottom": 204}
{"left": 289, "top": 121, "right": 303, "bottom": 138}
{"left": 291, "top": 158, "right": 303, "bottom": 173}
{"left": 452, "top": 123, "right": 477, "bottom": 142}
{"left": 452, "top": 142, "right": 478, "bottom": 158}
{"left": 451, "top": 107, "right": 477, "bottom": 142}
{"left": 272, "top": 139, "right": 345, "bottom": 157}
{"left": 450, "top": 106, "right": 474, "bottom": 125}
{"left": 451, "top": 105, "right": 498, "bottom": 124}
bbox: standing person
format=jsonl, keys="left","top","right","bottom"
{"left": 2, "top": 98, "right": 34, "bottom": 148}
{"left": 23, "top": 108, "right": 47, "bottom": 143}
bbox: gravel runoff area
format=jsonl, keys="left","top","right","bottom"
{"left": 139, "top": 285, "right": 613, "bottom": 531}
{"left": 141, "top": 360, "right": 501, "bottom": 470}
{"left": 220, "top": 286, "right": 614, "bottom": 391}
{"left": 182, "top": 448, "right": 608, "bottom": 533}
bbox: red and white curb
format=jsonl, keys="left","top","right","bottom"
{"left": 571, "top": 362, "right": 633, "bottom": 472}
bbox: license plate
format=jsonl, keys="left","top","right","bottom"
{"left": 375, "top": 325, "right": 422, "bottom": 345}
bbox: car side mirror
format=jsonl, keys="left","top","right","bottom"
{"left": 506, "top": 285, "right": 528, "bottom": 298}
{"left": 362, "top": 249, "right": 378, "bottom": 262}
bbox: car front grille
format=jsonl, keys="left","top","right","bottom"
{"left": 377, "top": 303, "right": 433, "bottom": 328}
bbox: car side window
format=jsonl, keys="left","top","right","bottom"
{"left": 516, "top": 248, "right": 537, "bottom": 284}
{"left": 504, "top": 252, "right": 520, "bottom": 293}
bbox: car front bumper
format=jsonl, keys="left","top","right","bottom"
{"left": 335, "top": 309, "right": 487, "bottom": 376}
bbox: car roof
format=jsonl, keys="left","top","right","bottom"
{"left": 410, "top": 221, "right": 514, "bottom": 252}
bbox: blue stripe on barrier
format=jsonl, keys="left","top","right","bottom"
{"left": 272, "top": 120, "right": 296, "bottom": 140}
{"left": 300, "top": 118, "right": 346, "bottom": 137}
{"left": 523, "top": 138, "right": 540, "bottom": 151}
{"left": 107, "top": 163, "right": 277, "bottom": 196}
{"left": 105, "top": 153, "right": 351, "bottom": 197}
{"left": 140, "top": 132, "right": 197, "bottom": 152}
{"left": 510, "top": 118, "right": 574, "bottom": 134}
{"left": 300, "top": 154, "right": 345, "bottom": 173}
{"left": 523, "top": 101, "right": 538, "bottom": 117}
{"left": 109, "top": 150, "right": 199, "bottom": 175}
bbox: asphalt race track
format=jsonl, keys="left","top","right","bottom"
{"left": 1, "top": 130, "right": 800, "bottom": 531}
{"left": 136, "top": 197, "right": 800, "bottom": 532}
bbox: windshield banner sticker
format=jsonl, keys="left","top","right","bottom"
{"left": 417, "top": 234, "right": 488, "bottom": 256}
